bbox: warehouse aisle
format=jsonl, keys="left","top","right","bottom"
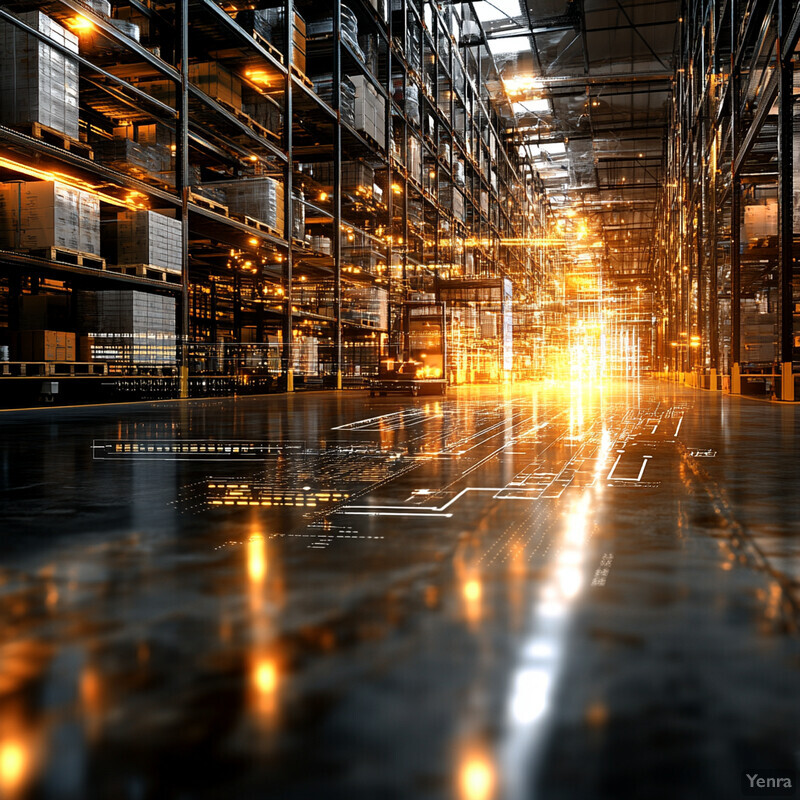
{"left": 0, "top": 382, "right": 799, "bottom": 799}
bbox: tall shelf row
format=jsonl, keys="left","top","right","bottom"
{"left": 0, "top": 0, "right": 546, "bottom": 402}
{"left": 652, "top": 0, "right": 800, "bottom": 397}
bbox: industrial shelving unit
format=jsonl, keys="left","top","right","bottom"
{"left": 0, "top": 0, "right": 547, "bottom": 404}
{"left": 653, "top": 0, "right": 800, "bottom": 398}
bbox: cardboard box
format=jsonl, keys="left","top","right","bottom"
{"left": 116, "top": 210, "right": 182, "bottom": 273}
{"left": 12, "top": 330, "right": 75, "bottom": 361}
{"left": 0, "top": 11, "right": 79, "bottom": 139}
{"left": 0, "top": 180, "right": 100, "bottom": 255}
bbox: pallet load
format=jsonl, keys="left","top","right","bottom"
{"left": 342, "top": 284, "right": 388, "bottom": 328}
{"left": 138, "top": 62, "right": 243, "bottom": 111}
{"left": 12, "top": 330, "right": 75, "bottom": 362}
{"left": 312, "top": 74, "right": 356, "bottom": 125}
{"left": 77, "top": 290, "right": 176, "bottom": 366}
{"left": 0, "top": 11, "right": 79, "bottom": 140}
{"left": 116, "top": 210, "right": 182, "bottom": 276}
{"left": 262, "top": 10, "right": 306, "bottom": 74}
{"left": 350, "top": 75, "right": 386, "bottom": 146}
{"left": 223, "top": 177, "right": 285, "bottom": 236}
{"left": 0, "top": 180, "right": 101, "bottom": 258}
{"left": 308, "top": 6, "right": 362, "bottom": 61}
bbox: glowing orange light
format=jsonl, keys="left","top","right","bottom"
{"left": 463, "top": 579, "right": 481, "bottom": 603}
{"left": 254, "top": 658, "right": 278, "bottom": 694}
{"left": 67, "top": 15, "right": 94, "bottom": 32}
{"left": 459, "top": 756, "right": 495, "bottom": 800}
{"left": 247, "top": 535, "right": 267, "bottom": 583}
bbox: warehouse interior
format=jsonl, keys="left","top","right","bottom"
{"left": 0, "top": 0, "right": 797, "bottom": 401}
{"left": 2, "top": 0, "right": 800, "bottom": 798}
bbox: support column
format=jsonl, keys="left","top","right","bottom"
{"left": 176, "top": 0, "right": 189, "bottom": 399}
{"left": 333, "top": 0, "right": 343, "bottom": 390}
{"left": 283, "top": 0, "right": 295, "bottom": 392}
{"left": 778, "top": 3, "right": 794, "bottom": 401}
{"left": 730, "top": 34, "right": 741, "bottom": 394}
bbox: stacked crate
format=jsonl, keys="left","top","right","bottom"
{"left": 138, "top": 63, "right": 243, "bottom": 111}
{"left": 308, "top": 6, "right": 362, "bottom": 60}
{"left": 263, "top": 10, "right": 306, "bottom": 73}
{"left": 312, "top": 75, "right": 356, "bottom": 125}
{"left": 350, "top": 75, "right": 386, "bottom": 145}
{"left": 223, "top": 177, "right": 285, "bottom": 235}
{"left": 77, "top": 291, "right": 176, "bottom": 366}
{"left": 0, "top": 180, "right": 100, "bottom": 256}
{"left": 0, "top": 11, "right": 79, "bottom": 139}
{"left": 12, "top": 330, "right": 75, "bottom": 361}
{"left": 116, "top": 210, "right": 182, "bottom": 274}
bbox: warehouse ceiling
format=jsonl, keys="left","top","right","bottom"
{"left": 470, "top": 0, "right": 678, "bottom": 287}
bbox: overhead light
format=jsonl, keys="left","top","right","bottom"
{"left": 66, "top": 15, "right": 94, "bottom": 32}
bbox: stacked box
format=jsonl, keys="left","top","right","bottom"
{"left": 109, "top": 18, "right": 139, "bottom": 41}
{"left": 235, "top": 9, "right": 272, "bottom": 39}
{"left": 359, "top": 32, "right": 379, "bottom": 75}
{"left": 453, "top": 158, "right": 465, "bottom": 186}
{"left": 116, "top": 210, "right": 182, "bottom": 273}
{"left": 299, "top": 161, "right": 374, "bottom": 196}
{"left": 743, "top": 201, "right": 777, "bottom": 240}
{"left": 0, "top": 181, "right": 100, "bottom": 255}
{"left": 312, "top": 75, "right": 355, "bottom": 124}
{"left": 406, "top": 14, "right": 422, "bottom": 72}
{"left": 77, "top": 291, "right": 176, "bottom": 366}
{"left": 407, "top": 136, "right": 423, "bottom": 183}
{"left": 309, "top": 235, "right": 332, "bottom": 254}
{"left": 350, "top": 75, "right": 386, "bottom": 144}
{"left": 263, "top": 10, "right": 306, "bottom": 73}
{"left": 96, "top": 138, "right": 172, "bottom": 175}
{"left": 308, "top": 6, "right": 363, "bottom": 61}
{"left": 292, "top": 336, "right": 319, "bottom": 375}
{"left": 0, "top": 11, "right": 79, "bottom": 139}
{"left": 85, "top": 0, "right": 111, "bottom": 15}
{"left": 222, "top": 177, "right": 285, "bottom": 234}
{"left": 292, "top": 191, "right": 305, "bottom": 240}
{"left": 440, "top": 185, "right": 465, "bottom": 222}
{"left": 138, "top": 63, "right": 242, "bottom": 110}
{"left": 342, "top": 284, "right": 388, "bottom": 328}
{"left": 391, "top": 76, "right": 420, "bottom": 125}
{"left": 12, "top": 330, "right": 75, "bottom": 361}
{"left": 242, "top": 96, "right": 283, "bottom": 134}
{"left": 190, "top": 62, "right": 242, "bottom": 108}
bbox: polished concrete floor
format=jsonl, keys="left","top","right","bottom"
{"left": 0, "top": 380, "right": 799, "bottom": 799}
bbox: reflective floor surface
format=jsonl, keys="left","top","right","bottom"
{"left": 1, "top": 380, "right": 800, "bottom": 799}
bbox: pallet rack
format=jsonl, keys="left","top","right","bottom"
{"left": 0, "top": 0, "right": 548, "bottom": 402}
{"left": 653, "top": 0, "right": 800, "bottom": 398}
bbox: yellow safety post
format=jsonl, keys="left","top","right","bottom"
{"left": 731, "top": 363, "right": 741, "bottom": 394}
{"left": 781, "top": 361, "right": 794, "bottom": 402}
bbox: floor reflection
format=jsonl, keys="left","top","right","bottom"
{"left": 0, "top": 381, "right": 799, "bottom": 798}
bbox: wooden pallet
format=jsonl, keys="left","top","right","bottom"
{"left": 26, "top": 247, "right": 105, "bottom": 270}
{"left": 0, "top": 361, "right": 106, "bottom": 377}
{"left": 0, "top": 362, "right": 48, "bottom": 377}
{"left": 216, "top": 98, "right": 280, "bottom": 142}
{"left": 189, "top": 192, "right": 229, "bottom": 216}
{"left": 21, "top": 122, "right": 95, "bottom": 159}
{"left": 229, "top": 212, "right": 283, "bottom": 238}
{"left": 108, "top": 264, "right": 182, "bottom": 284}
{"left": 246, "top": 216, "right": 282, "bottom": 237}
{"left": 253, "top": 31, "right": 284, "bottom": 65}
{"left": 290, "top": 64, "right": 314, "bottom": 90}
{"left": 47, "top": 362, "right": 109, "bottom": 376}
